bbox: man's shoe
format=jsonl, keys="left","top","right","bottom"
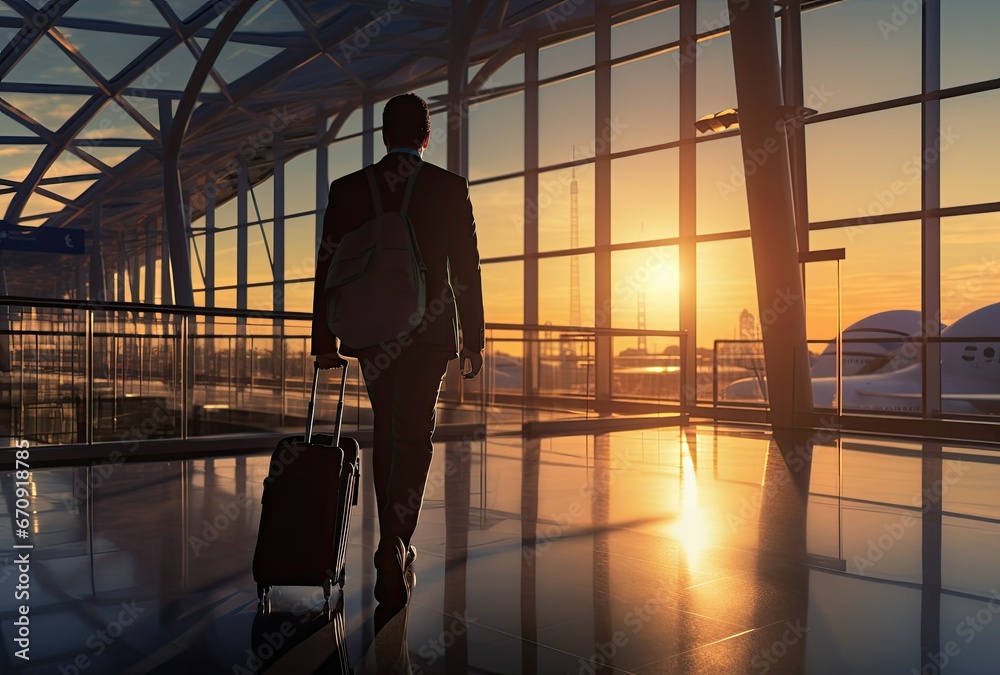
{"left": 373, "top": 536, "right": 408, "bottom": 608}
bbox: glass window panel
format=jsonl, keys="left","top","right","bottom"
{"left": 611, "top": 53, "right": 679, "bottom": 152}
{"left": 216, "top": 195, "right": 238, "bottom": 229}
{"left": 196, "top": 39, "right": 283, "bottom": 83}
{"left": 285, "top": 149, "right": 316, "bottom": 214}
{"left": 247, "top": 284, "right": 273, "bottom": 311}
{"left": 539, "top": 33, "right": 594, "bottom": 80}
{"left": 611, "top": 246, "right": 679, "bottom": 337}
{"left": 471, "top": 177, "right": 523, "bottom": 259}
{"left": 469, "top": 92, "right": 523, "bottom": 180}
{"left": 941, "top": 213, "right": 1000, "bottom": 326}
{"left": 284, "top": 214, "right": 317, "bottom": 282}
{"left": 40, "top": 178, "right": 96, "bottom": 201}
{"left": 802, "top": 0, "right": 921, "bottom": 112}
{"left": 697, "top": 0, "right": 731, "bottom": 32}
{"left": 539, "top": 254, "right": 595, "bottom": 327}
{"left": 215, "top": 289, "right": 237, "bottom": 308}
{"left": 79, "top": 145, "right": 140, "bottom": 169}
{"left": 539, "top": 74, "right": 595, "bottom": 169}
{"left": 612, "top": 149, "right": 679, "bottom": 243}
{"left": 247, "top": 175, "right": 274, "bottom": 222}
{"left": 78, "top": 100, "right": 154, "bottom": 141}
{"left": 482, "top": 261, "right": 523, "bottom": 324}
{"left": 697, "top": 136, "right": 750, "bottom": 234}
{"left": 62, "top": 0, "right": 170, "bottom": 26}
{"left": 121, "top": 95, "right": 160, "bottom": 130}
{"left": 473, "top": 53, "right": 524, "bottom": 89}
{"left": 694, "top": 33, "right": 737, "bottom": 122}
{"left": 333, "top": 108, "right": 362, "bottom": 138}
{"left": 328, "top": 136, "right": 361, "bottom": 181}
{"left": 283, "top": 280, "right": 314, "bottom": 313}
{"left": 22, "top": 192, "right": 63, "bottom": 219}
{"left": 941, "top": 89, "right": 999, "bottom": 208}
{"left": 538, "top": 163, "right": 595, "bottom": 252}
{"left": 423, "top": 111, "right": 448, "bottom": 165}
{"left": 612, "top": 8, "right": 679, "bottom": 59}
{"left": 59, "top": 27, "right": 158, "bottom": 80}
{"left": 162, "top": 0, "right": 208, "bottom": 23}
{"left": 697, "top": 237, "right": 758, "bottom": 399}
{"left": 247, "top": 223, "right": 273, "bottom": 285}
{"left": 808, "top": 221, "right": 922, "bottom": 408}
{"left": 942, "top": 0, "right": 1000, "bottom": 88}
{"left": 0, "top": 145, "right": 44, "bottom": 183}
{"left": 806, "top": 105, "right": 921, "bottom": 223}
{"left": 125, "top": 42, "right": 200, "bottom": 92}
{"left": 5, "top": 34, "right": 95, "bottom": 87}
{"left": 237, "top": 0, "right": 302, "bottom": 32}
{"left": 2, "top": 93, "right": 91, "bottom": 132}
{"left": 215, "top": 227, "right": 237, "bottom": 286}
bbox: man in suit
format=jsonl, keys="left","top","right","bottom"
{"left": 311, "top": 93, "right": 485, "bottom": 614}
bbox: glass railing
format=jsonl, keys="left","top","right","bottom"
{"left": 1, "top": 298, "right": 691, "bottom": 448}
{"left": 712, "top": 335, "right": 1000, "bottom": 422}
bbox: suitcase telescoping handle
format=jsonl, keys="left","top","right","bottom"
{"left": 306, "top": 361, "right": 349, "bottom": 446}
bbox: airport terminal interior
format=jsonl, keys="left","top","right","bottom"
{"left": 1, "top": 0, "right": 1000, "bottom": 673}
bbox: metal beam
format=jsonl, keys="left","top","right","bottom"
{"left": 727, "top": 0, "right": 813, "bottom": 429}
{"left": 162, "top": 0, "right": 259, "bottom": 307}
{"left": 922, "top": 0, "right": 942, "bottom": 418}
{"left": 679, "top": 0, "right": 697, "bottom": 407}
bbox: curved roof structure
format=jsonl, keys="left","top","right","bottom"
{"left": 0, "top": 0, "right": 650, "bottom": 294}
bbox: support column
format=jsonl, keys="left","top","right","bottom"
{"left": 144, "top": 218, "right": 156, "bottom": 305}
{"left": 594, "top": 4, "right": 613, "bottom": 413}
{"left": 315, "top": 108, "right": 329, "bottom": 249}
{"left": 0, "top": 262, "right": 10, "bottom": 372}
{"left": 236, "top": 154, "right": 249, "bottom": 311}
{"left": 523, "top": 35, "right": 540, "bottom": 401}
{"left": 678, "top": 0, "right": 698, "bottom": 407}
{"left": 727, "top": 0, "right": 813, "bottom": 429}
{"left": 272, "top": 133, "right": 285, "bottom": 313}
{"left": 443, "top": 4, "right": 471, "bottom": 402}
{"left": 159, "top": 98, "right": 194, "bottom": 307}
{"left": 160, "top": 215, "right": 172, "bottom": 305}
{"left": 781, "top": 0, "right": 809, "bottom": 253}
{"left": 90, "top": 198, "right": 106, "bottom": 302}
{"left": 362, "top": 94, "right": 375, "bottom": 166}
{"left": 921, "top": 0, "right": 942, "bottom": 418}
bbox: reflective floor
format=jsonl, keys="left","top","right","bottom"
{"left": 2, "top": 424, "right": 1000, "bottom": 674}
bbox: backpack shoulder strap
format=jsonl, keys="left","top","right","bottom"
{"left": 365, "top": 166, "right": 383, "bottom": 216}
{"left": 399, "top": 163, "right": 423, "bottom": 216}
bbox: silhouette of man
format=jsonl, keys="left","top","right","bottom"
{"left": 311, "top": 93, "right": 485, "bottom": 613}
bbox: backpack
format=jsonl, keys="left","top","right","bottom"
{"left": 323, "top": 163, "right": 427, "bottom": 350}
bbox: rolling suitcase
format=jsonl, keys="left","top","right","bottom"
{"left": 252, "top": 361, "right": 361, "bottom": 608}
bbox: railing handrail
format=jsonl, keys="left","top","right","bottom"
{"left": 487, "top": 322, "right": 686, "bottom": 338}
{"left": 0, "top": 295, "right": 312, "bottom": 322}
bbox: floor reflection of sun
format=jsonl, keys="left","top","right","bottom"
{"left": 671, "top": 441, "right": 708, "bottom": 564}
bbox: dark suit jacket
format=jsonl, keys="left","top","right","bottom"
{"left": 311, "top": 152, "right": 485, "bottom": 359}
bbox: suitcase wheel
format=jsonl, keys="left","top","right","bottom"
{"left": 257, "top": 584, "right": 270, "bottom": 602}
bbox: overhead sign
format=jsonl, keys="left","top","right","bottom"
{"left": 0, "top": 222, "right": 85, "bottom": 255}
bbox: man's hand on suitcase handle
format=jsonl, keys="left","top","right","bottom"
{"left": 460, "top": 347, "right": 483, "bottom": 379}
{"left": 316, "top": 352, "right": 348, "bottom": 369}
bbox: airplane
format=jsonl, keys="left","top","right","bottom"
{"left": 722, "top": 302, "right": 1000, "bottom": 415}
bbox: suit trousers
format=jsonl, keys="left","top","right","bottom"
{"left": 357, "top": 343, "right": 451, "bottom": 549}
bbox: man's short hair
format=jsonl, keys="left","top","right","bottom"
{"left": 382, "top": 93, "right": 430, "bottom": 149}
